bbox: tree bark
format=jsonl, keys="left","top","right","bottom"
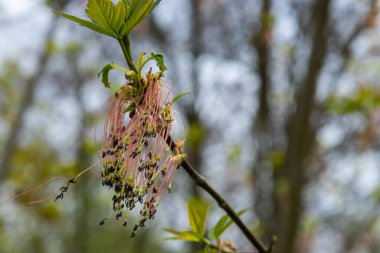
{"left": 275, "top": 1, "right": 331, "bottom": 253}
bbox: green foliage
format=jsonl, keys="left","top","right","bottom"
{"left": 269, "top": 149, "right": 285, "bottom": 169}
{"left": 137, "top": 52, "right": 167, "bottom": 77}
{"left": 165, "top": 198, "right": 247, "bottom": 252}
{"left": 211, "top": 215, "right": 231, "bottom": 239}
{"left": 45, "top": 39, "right": 58, "bottom": 54}
{"left": 188, "top": 198, "right": 210, "bottom": 236}
{"left": 38, "top": 203, "right": 61, "bottom": 222}
{"left": 261, "top": 11, "right": 275, "bottom": 28}
{"left": 0, "top": 61, "right": 24, "bottom": 120}
{"left": 54, "top": 0, "right": 160, "bottom": 39}
{"left": 123, "top": 103, "right": 136, "bottom": 113}
{"left": 275, "top": 177, "right": 290, "bottom": 196}
{"left": 164, "top": 197, "right": 210, "bottom": 243}
{"left": 98, "top": 63, "right": 115, "bottom": 88}
{"left": 301, "top": 216, "right": 319, "bottom": 236}
{"left": 326, "top": 86, "right": 380, "bottom": 115}
{"left": 164, "top": 229, "right": 201, "bottom": 242}
{"left": 120, "top": 0, "right": 161, "bottom": 35}
{"left": 187, "top": 123, "right": 205, "bottom": 149}
{"left": 86, "top": 0, "right": 127, "bottom": 36}
{"left": 98, "top": 62, "right": 135, "bottom": 88}
{"left": 227, "top": 145, "right": 241, "bottom": 163}
{"left": 53, "top": 11, "right": 115, "bottom": 37}
{"left": 57, "top": 0, "right": 169, "bottom": 89}
{"left": 54, "top": 0, "right": 163, "bottom": 75}
{"left": 172, "top": 92, "right": 191, "bottom": 103}
{"left": 210, "top": 209, "right": 248, "bottom": 239}
{"left": 98, "top": 51, "right": 167, "bottom": 89}
{"left": 149, "top": 53, "right": 167, "bottom": 72}
{"left": 373, "top": 186, "right": 380, "bottom": 203}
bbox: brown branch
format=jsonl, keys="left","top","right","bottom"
{"left": 166, "top": 135, "right": 270, "bottom": 253}
{"left": 267, "top": 236, "right": 277, "bottom": 253}
{"left": 327, "top": 1, "right": 377, "bottom": 95}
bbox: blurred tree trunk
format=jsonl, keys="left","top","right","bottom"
{"left": 185, "top": 2, "right": 206, "bottom": 252}
{"left": 253, "top": 0, "right": 272, "bottom": 130}
{"left": 0, "top": 1, "right": 70, "bottom": 182}
{"left": 275, "top": 1, "right": 331, "bottom": 253}
{"left": 250, "top": 0, "right": 275, "bottom": 238}
{"left": 184, "top": 0, "right": 205, "bottom": 196}
{"left": 0, "top": 19, "right": 57, "bottom": 182}
{"left": 63, "top": 46, "right": 91, "bottom": 253}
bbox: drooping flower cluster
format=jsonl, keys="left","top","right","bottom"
{"left": 100, "top": 71, "right": 185, "bottom": 236}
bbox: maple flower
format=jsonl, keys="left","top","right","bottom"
{"left": 100, "top": 71, "right": 185, "bottom": 236}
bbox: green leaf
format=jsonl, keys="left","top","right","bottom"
{"left": 172, "top": 92, "right": 191, "bottom": 103}
{"left": 123, "top": 103, "right": 135, "bottom": 113}
{"left": 55, "top": 0, "right": 162, "bottom": 39}
{"left": 211, "top": 215, "right": 229, "bottom": 239}
{"left": 121, "top": 0, "right": 160, "bottom": 35}
{"left": 149, "top": 0, "right": 162, "bottom": 9}
{"left": 211, "top": 209, "right": 249, "bottom": 239}
{"left": 98, "top": 64, "right": 114, "bottom": 88}
{"left": 164, "top": 229, "right": 201, "bottom": 242}
{"left": 138, "top": 52, "right": 147, "bottom": 70}
{"left": 137, "top": 52, "right": 167, "bottom": 76}
{"left": 86, "top": 0, "right": 127, "bottom": 38}
{"left": 53, "top": 11, "right": 114, "bottom": 37}
{"left": 98, "top": 62, "right": 132, "bottom": 88}
{"left": 150, "top": 52, "right": 167, "bottom": 71}
{"left": 188, "top": 198, "right": 210, "bottom": 236}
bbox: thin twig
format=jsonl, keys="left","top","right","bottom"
{"left": 166, "top": 135, "right": 269, "bottom": 253}
{"left": 267, "top": 236, "right": 277, "bottom": 253}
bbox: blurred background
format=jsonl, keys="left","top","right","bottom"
{"left": 1, "top": 0, "right": 380, "bottom": 252}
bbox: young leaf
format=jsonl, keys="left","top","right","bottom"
{"left": 98, "top": 64, "right": 113, "bottom": 88}
{"left": 211, "top": 209, "right": 249, "bottom": 239}
{"left": 98, "top": 62, "right": 132, "bottom": 88}
{"left": 164, "top": 229, "right": 201, "bottom": 242}
{"left": 121, "top": 0, "right": 160, "bottom": 35}
{"left": 86, "top": 0, "right": 127, "bottom": 38}
{"left": 150, "top": 52, "right": 167, "bottom": 72}
{"left": 53, "top": 11, "right": 114, "bottom": 37}
{"left": 137, "top": 52, "right": 166, "bottom": 76}
{"left": 188, "top": 198, "right": 210, "bottom": 236}
{"left": 152, "top": 0, "right": 162, "bottom": 9}
{"left": 172, "top": 92, "right": 191, "bottom": 103}
{"left": 211, "top": 215, "right": 229, "bottom": 239}
{"left": 138, "top": 52, "right": 147, "bottom": 70}
{"left": 55, "top": 0, "right": 162, "bottom": 39}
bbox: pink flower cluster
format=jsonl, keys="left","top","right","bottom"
{"left": 100, "top": 75, "right": 182, "bottom": 236}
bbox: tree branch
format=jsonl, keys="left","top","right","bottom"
{"left": 166, "top": 135, "right": 271, "bottom": 253}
